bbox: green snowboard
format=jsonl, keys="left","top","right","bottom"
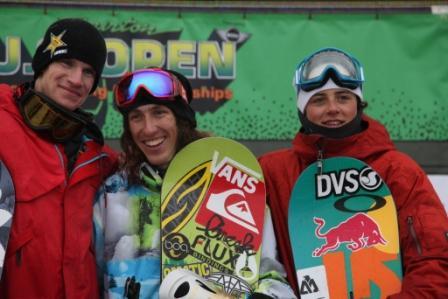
{"left": 289, "top": 157, "right": 402, "bottom": 299}
{"left": 160, "top": 137, "right": 266, "bottom": 298}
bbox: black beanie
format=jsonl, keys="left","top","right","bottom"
{"left": 32, "top": 18, "right": 107, "bottom": 94}
{"left": 165, "top": 69, "right": 196, "bottom": 127}
{"left": 117, "top": 68, "right": 197, "bottom": 128}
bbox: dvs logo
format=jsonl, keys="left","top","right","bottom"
{"left": 316, "top": 166, "right": 383, "bottom": 199}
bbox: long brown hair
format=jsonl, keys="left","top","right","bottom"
{"left": 120, "top": 115, "right": 210, "bottom": 185}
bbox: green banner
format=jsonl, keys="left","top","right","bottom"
{"left": 1, "top": 7, "right": 447, "bottom": 140}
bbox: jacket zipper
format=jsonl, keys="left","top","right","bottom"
{"left": 316, "top": 149, "right": 324, "bottom": 175}
{"left": 407, "top": 216, "right": 422, "bottom": 255}
{"left": 54, "top": 145, "right": 68, "bottom": 186}
{"left": 315, "top": 138, "right": 326, "bottom": 176}
{"left": 55, "top": 144, "right": 109, "bottom": 180}
{"left": 70, "top": 153, "right": 108, "bottom": 178}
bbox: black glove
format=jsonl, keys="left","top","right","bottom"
{"left": 123, "top": 276, "right": 141, "bottom": 299}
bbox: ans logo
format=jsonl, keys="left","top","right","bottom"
{"left": 210, "top": 151, "right": 261, "bottom": 194}
{"left": 316, "top": 166, "right": 383, "bottom": 199}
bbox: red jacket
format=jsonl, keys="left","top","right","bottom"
{"left": 259, "top": 115, "right": 448, "bottom": 299}
{"left": 0, "top": 84, "right": 118, "bottom": 299}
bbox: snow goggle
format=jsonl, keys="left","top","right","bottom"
{"left": 19, "top": 90, "right": 85, "bottom": 143}
{"left": 114, "top": 68, "right": 188, "bottom": 108}
{"left": 295, "top": 48, "right": 364, "bottom": 92}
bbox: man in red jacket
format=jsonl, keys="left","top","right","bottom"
{"left": 259, "top": 48, "right": 448, "bottom": 298}
{"left": 0, "top": 19, "right": 118, "bottom": 298}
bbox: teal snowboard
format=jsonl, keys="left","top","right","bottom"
{"left": 160, "top": 137, "right": 266, "bottom": 298}
{"left": 289, "top": 157, "right": 402, "bottom": 299}
{"left": 0, "top": 161, "right": 15, "bottom": 279}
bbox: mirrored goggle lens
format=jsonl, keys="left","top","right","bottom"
{"left": 302, "top": 50, "right": 360, "bottom": 81}
{"left": 23, "top": 94, "right": 82, "bottom": 141}
{"left": 115, "top": 69, "right": 187, "bottom": 107}
{"left": 296, "top": 49, "right": 364, "bottom": 91}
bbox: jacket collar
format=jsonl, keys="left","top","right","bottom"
{"left": 292, "top": 114, "right": 396, "bottom": 164}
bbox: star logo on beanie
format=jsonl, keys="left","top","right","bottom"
{"left": 43, "top": 30, "right": 67, "bottom": 58}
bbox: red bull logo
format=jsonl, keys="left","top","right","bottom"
{"left": 313, "top": 213, "right": 387, "bottom": 257}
